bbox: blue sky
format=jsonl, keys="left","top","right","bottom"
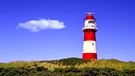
{"left": 0, "top": 0, "right": 135, "bottom": 62}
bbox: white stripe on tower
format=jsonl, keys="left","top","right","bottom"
{"left": 82, "top": 12, "right": 97, "bottom": 60}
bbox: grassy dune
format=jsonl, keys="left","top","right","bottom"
{"left": 0, "top": 58, "right": 135, "bottom": 71}
{"left": 0, "top": 58, "right": 135, "bottom": 75}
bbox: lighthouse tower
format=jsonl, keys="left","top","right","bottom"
{"left": 82, "top": 12, "right": 97, "bottom": 60}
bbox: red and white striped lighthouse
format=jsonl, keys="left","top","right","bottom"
{"left": 82, "top": 12, "right": 97, "bottom": 60}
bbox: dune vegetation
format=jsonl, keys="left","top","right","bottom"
{"left": 0, "top": 58, "right": 135, "bottom": 76}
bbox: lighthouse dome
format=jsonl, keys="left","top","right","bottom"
{"left": 85, "top": 15, "right": 95, "bottom": 20}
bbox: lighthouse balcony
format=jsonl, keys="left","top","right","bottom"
{"left": 82, "top": 27, "right": 97, "bottom": 31}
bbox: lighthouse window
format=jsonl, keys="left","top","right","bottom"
{"left": 92, "top": 43, "right": 94, "bottom": 45}
{"left": 88, "top": 21, "right": 95, "bottom": 23}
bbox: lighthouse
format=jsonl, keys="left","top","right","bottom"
{"left": 82, "top": 12, "right": 97, "bottom": 60}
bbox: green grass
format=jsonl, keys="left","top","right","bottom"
{"left": 75, "top": 59, "right": 135, "bottom": 70}
{"left": 0, "top": 58, "right": 135, "bottom": 71}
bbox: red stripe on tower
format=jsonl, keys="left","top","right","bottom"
{"left": 82, "top": 12, "right": 97, "bottom": 60}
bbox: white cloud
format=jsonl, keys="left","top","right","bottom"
{"left": 16, "top": 18, "right": 66, "bottom": 32}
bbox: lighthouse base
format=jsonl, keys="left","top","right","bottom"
{"left": 82, "top": 53, "right": 97, "bottom": 60}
